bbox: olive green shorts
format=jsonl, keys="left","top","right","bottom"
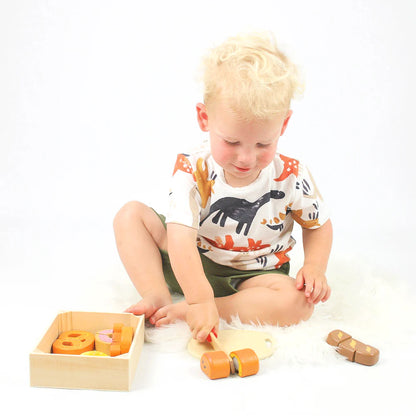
{"left": 154, "top": 212, "right": 290, "bottom": 298}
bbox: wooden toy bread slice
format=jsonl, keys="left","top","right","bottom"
{"left": 326, "top": 329, "right": 379, "bottom": 366}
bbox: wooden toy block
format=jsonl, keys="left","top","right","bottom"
{"left": 326, "top": 329, "right": 379, "bottom": 366}
{"left": 199, "top": 331, "right": 260, "bottom": 380}
{"left": 30, "top": 311, "right": 145, "bottom": 391}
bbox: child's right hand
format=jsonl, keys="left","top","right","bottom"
{"left": 186, "top": 300, "right": 219, "bottom": 343}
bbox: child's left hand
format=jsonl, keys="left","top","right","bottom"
{"left": 295, "top": 264, "right": 331, "bottom": 304}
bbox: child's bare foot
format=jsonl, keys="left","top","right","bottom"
{"left": 125, "top": 294, "right": 172, "bottom": 321}
{"left": 150, "top": 300, "right": 189, "bottom": 327}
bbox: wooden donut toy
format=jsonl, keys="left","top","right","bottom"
{"left": 200, "top": 330, "right": 259, "bottom": 380}
{"left": 52, "top": 330, "right": 95, "bottom": 355}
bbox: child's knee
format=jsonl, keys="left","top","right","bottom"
{"left": 269, "top": 286, "right": 314, "bottom": 326}
{"left": 286, "top": 288, "right": 314, "bottom": 324}
{"left": 113, "top": 201, "right": 146, "bottom": 230}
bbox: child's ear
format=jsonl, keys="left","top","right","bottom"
{"left": 280, "top": 110, "right": 293, "bottom": 136}
{"left": 196, "top": 103, "right": 209, "bottom": 132}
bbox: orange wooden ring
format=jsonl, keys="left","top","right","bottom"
{"left": 200, "top": 351, "right": 231, "bottom": 380}
{"left": 52, "top": 330, "right": 95, "bottom": 355}
{"left": 229, "top": 348, "right": 259, "bottom": 377}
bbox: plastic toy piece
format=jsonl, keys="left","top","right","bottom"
{"left": 326, "top": 330, "right": 379, "bottom": 366}
{"left": 52, "top": 330, "right": 95, "bottom": 355}
{"left": 200, "top": 331, "right": 260, "bottom": 380}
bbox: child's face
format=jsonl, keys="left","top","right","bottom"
{"left": 196, "top": 101, "right": 292, "bottom": 187}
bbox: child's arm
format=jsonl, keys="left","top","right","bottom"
{"left": 167, "top": 223, "right": 219, "bottom": 341}
{"left": 295, "top": 219, "right": 333, "bottom": 304}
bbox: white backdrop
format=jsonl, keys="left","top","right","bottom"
{"left": 1, "top": 1, "right": 415, "bottom": 414}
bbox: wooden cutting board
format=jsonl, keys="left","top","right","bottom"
{"left": 187, "top": 329, "right": 276, "bottom": 360}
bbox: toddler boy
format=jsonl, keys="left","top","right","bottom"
{"left": 114, "top": 32, "right": 333, "bottom": 342}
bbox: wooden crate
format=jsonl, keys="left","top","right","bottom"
{"left": 30, "top": 311, "right": 145, "bottom": 391}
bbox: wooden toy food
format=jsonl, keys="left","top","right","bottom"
{"left": 110, "top": 323, "right": 134, "bottom": 357}
{"left": 52, "top": 330, "right": 95, "bottom": 355}
{"left": 95, "top": 329, "right": 113, "bottom": 355}
{"left": 95, "top": 324, "right": 134, "bottom": 357}
{"left": 30, "top": 311, "right": 145, "bottom": 391}
{"left": 120, "top": 325, "right": 134, "bottom": 354}
{"left": 326, "top": 329, "right": 379, "bottom": 366}
{"left": 200, "top": 331, "right": 260, "bottom": 380}
{"left": 81, "top": 350, "right": 108, "bottom": 356}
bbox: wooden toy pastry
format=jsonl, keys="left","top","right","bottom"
{"left": 326, "top": 329, "right": 379, "bottom": 366}
{"left": 95, "top": 324, "right": 134, "bottom": 357}
{"left": 200, "top": 330, "right": 259, "bottom": 379}
{"left": 52, "top": 330, "right": 95, "bottom": 355}
{"left": 109, "top": 323, "right": 134, "bottom": 357}
{"left": 95, "top": 329, "right": 113, "bottom": 355}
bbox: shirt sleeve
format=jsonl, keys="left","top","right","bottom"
{"left": 290, "top": 163, "right": 330, "bottom": 229}
{"left": 165, "top": 154, "right": 202, "bottom": 229}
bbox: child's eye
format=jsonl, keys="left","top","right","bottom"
{"left": 224, "top": 140, "right": 239, "bottom": 146}
{"left": 257, "top": 143, "right": 271, "bottom": 148}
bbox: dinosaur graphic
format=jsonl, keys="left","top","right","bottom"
{"left": 200, "top": 190, "right": 285, "bottom": 236}
{"left": 204, "top": 234, "right": 270, "bottom": 252}
{"left": 193, "top": 158, "right": 215, "bottom": 208}
{"left": 173, "top": 153, "right": 192, "bottom": 175}
{"left": 274, "top": 155, "right": 299, "bottom": 182}
{"left": 291, "top": 204, "right": 321, "bottom": 228}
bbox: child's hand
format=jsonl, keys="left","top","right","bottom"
{"left": 295, "top": 264, "right": 331, "bottom": 304}
{"left": 186, "top": 300, "right": 219, "bottom": 343}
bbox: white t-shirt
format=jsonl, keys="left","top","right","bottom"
{"left": 166, "top": 141, "right": 330, "bottom": 271}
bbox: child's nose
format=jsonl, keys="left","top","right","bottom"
{"left": 237, "top": 148, "right": 256, "bottom": 166}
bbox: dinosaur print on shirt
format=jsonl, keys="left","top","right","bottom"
{"left": 200, "top": 190, "right": 285, "bottom": 236}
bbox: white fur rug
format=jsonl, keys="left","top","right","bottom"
{"left": 143, "top": 254, "right": 416, "bottom": 367}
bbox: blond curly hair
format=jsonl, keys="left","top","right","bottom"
{"left": 202, "top": 32, "right": 303, "bottom": 120}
